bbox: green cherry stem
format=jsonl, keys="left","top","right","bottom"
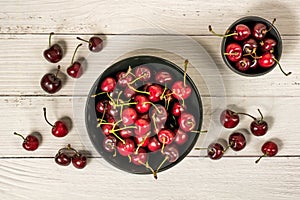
{"left": 138, "top": 160, "right": 157, "bottom": 179}
{"left": 70, "top": 43, "right": 82, "bottom": 64}
{"left": 143, "top": 102, "right": 161, "bottom": 114}
{"left": 48, "top": 32, "right": 54, "bottom": 47}
{"left": 91, "top": 92, "right": 106, "bottom": 98}
{"left": 154, "top": 156, "right": 169, "bottom": 177}
{"left": 208, "top": 25, "right": 238, "bottom": 37}
{"left": 135, "top": 132, "right": 150, "bottom": 154}
{"left": 127, "top": 84, "right": 150, "bottom": 95}
{"left": 255, "top": 153, "right": 267, "bottom": 164}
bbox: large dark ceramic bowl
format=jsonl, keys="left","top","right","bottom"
{"left": 221, "top": 16, "right": 282, "bottom": 76}
{"left": 85, "top": 55, "right": 202, "bottom": 175}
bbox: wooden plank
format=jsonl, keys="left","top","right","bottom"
{"left": 0, "top": 0, "right": 299, "bottom": 35}
{"left": 1, "top": 157, "right": 299, "bottom": 200}
{"left": 0, "top": 35, "right": 299, "bottom": 97}
{"left": 2, "top": 96, "right": 300, "bottom": 157}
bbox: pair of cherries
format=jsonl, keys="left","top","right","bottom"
{"left": 13, "top": 107, "right": 69, "bottom": 151}
{"left": 41, "top": 33, "right": 103, "bottom": 94}
{"left": 55, "top": 144, "right": 87, "bottom": 169}
{"left": 209, "top": 108, "right": 278, "bottom": 163}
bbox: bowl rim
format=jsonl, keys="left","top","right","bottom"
{"left": 221, "top": 16, "right": 282, "bottom": 77}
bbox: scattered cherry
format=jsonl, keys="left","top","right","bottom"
{"left": 228, "top": 132, "right": 246, "bottom": 151}
{"left": 250, "top": 109, "right": 268, "bottom": 136}
{"left": 67, "top": 43, "right": 83, "bottom": 78}
{"left": 72, "top": 153, "right": 87, "bottom": 169}
{"left": 220, "top": 109, "right": 240, "bottom": 128}
{"left": 207, "top": 143, "right": 224, "bottom": 160}
{"left": 40, "top": 65, "right": 62, "bottom": 94}
{"left": 43, "top": 107, "right": 68, "bottom": 137}
{"left": 43, "top": 32, "right": 63, "bottom": 63}
{"left": 14, "top": 132, "right": 39, "bottom": 151}
{"left": 77, "top": 36, "right": 103, "bottom": 52}
{"left": 255, "top": 141, "right": 278, "bottom": 163}
{"left": 55, "top": 152, "right": 71, "bottom": 166}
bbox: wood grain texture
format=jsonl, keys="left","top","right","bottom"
{"left": 1, "top": 157, "right": 300, "bottom": 200}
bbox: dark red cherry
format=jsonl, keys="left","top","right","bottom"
{"left": 220, "top": 109, "right": 239, "bottom": 129}
{"left": 134, "top": 66, "right": 151, "bottom": 82}
{"left": 163, "top": 145, "right": 179, "bottom": 163}
{"left": 117, "top": 71, "right": 134, "bottom": 87}
{"left": 134, "top": 135, "right": 150, "bottom": 148}
{"left": 251, "top": 120, "right": 268, "bottom": 136}
{"left": 157, "top": 129, "right": 175, "bottom": 145}
{"left": 150, "top": 104, "right": 167, "bottom": 124}
{"left": 235, "top": 57, "right": 251, "bottom": 71}
{"left": 255, "top": 141, "right": 278, "bottom": 163}
{"left": 261, "top": 38, "right": 277, "bottom": 52}
{"left": 122, "top": 107, "right": 138, "bottom": 126}
{"left": 155, "top": 71, "right": 173, "bottom": 84}
{"left": 207, "top": 143, "right": 224, "bottom": 160}
{"left": 253, "top": 23, "right": 268, "bottom": 40}
{"left": 131, "top": 148, "right": 148, "bottom": 166}
{"left": 101, "top": 124, "right": 113, "bottom": 136}
{"left": 148, "top": 136, "right": 162, "bottom": 152}
{"left": 171, "top": 102, "right": 186, "bottom": 117}
{"left": 134, "top": 118, "right": 151, "bottom": 136}
{"left": 43, "top": 108, "right": 68, "bottom": 137}
{"left": 101, "top": 77, "right": 116, "bottom": 92}
{"left": 258, "top": 52, "right": 275, "bottom": 68}
{"left": 229, "top": 132, "right": 246, "bottom": 151}
{"left": 119, "top": 129, "right": 134, "bottom": 138}
{"left": 171, "top": 81, "right": 192, "bottom": 100}
{"left": 147, "top": 84, "right": 164, "bottom": 102}
{"left": 174, "top": 129, "right": 188, "bottom": 145}
{"left": 178, "top": 113, "right": 196, "bottom": 132}
{"left": 243, "top": 38, "right": 258, "bottom": 54}
{"left": 225, "top": 43, "right": 242, "bottom": 62}
{"left": 103, "top": 135, "right": 117, "bottom": 152}
{"left": 232, "top": 24, "right": 251, "bottom": 41}
{"left": 72, "top": 154, "right": 87, "bottom": 169}
{"left": 43, "top": 33, "right": 63, "bottom": 63}
{"left": 77, "top": 36, "right": 103, "bottom": 52}
{"left": 14, "top": 132, "right": 39, "bottom": 151}
{"left": 96, "top": 99, "right": 109, "bottom": 113}
{"left": 117, "top": 138, "right": 135, "bottom": 157}
{"left": 124, "top": 86, "right": 136, "bottom": 99}
{"left": 67, "top": 44, "right": 83, "bottom": 78}
{"left": 55, "top": 152, "right": 71, "bottom": 166}
{"left": 134, "top": 95, "right": 151, "bottom": 114}
{"left": 40, "top": 65, "right": 62, "bottom": 94}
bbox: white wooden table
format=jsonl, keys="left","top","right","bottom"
{"left": 1, "top": 1, "right": 300, "bottom": 199}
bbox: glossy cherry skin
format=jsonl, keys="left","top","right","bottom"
{"left": 171, "top": 81, "right": 192, "bottom": 100}
{"left": 134, "top": 95, "right": 151, "bottom": 114}
{"left": 119, "top": 129, "right": 134, "bottom": 138}
{"left": 148, "top": 136, "right": 162, "bottom": 152}
{"left": 124, "top": 86, "right": 136, "bottom": 99}
{"left": 131, "top": 148, "right": 148, "bottom": 166}
{"left": 258, "top": 52, "right": 275, "bottom": 68}
{"left": 44, "top": 44, "right": 63, "bottom": 63}
{"left": 220, "top": 109, "right": 239, "bottom": 129}
{"left": 235, "top": 57, "right": 250, "bottom": 72}
{"left": 40, "top": 72, "right": 62, "bottom": 94}
{"left": 207, "top": 143, "right": 224, "bottom": 160}
{"left": 249, "top": 58, "right": 258, "bottom": 70}
{"left": 101, "top": 77, "right": 116, "bottom": 92}
{"left": 117, "top": 138, "right": 135, "bottom": 156}
{"left": 243, "top": 38, "right": 258, "bottom": 54}
{"left": 171, "top": 102, "right": 186, "bottom": 117}
{"left": 253, "top": 23, "right": 268, "bottom": 40}
{"left": 163, "top": 145, "right": 179, "bottom": 163}
{"left": 174, "top": 129, "right": 188, "bottom": 145}
{"left": 157, "top": 129, "right": 175, "bottom": 145}
{"left": 155, "top": 71, "right": 173, "bottom": 84}
{"left": 122, "top": 107, "right": 138, "bottom": 126}
{"left": 72, "top": 154, "right": 87, "bottom": 169}
{"left": 134, "top": 135, "right": 150, "bottom": 147}
{"left": 150, "top": 104, "right": 167, "bottom": 124}
{"left": 250, "top": 120, "right": 268, "bottom": 136}
{"left": 233, "top": 24, "right": 251, "bottom": 41}
{"left": 88, "top": 36, "right": 103, "bottom": 52}
{"left": 178, "top": 113, "right": 196, "bottom": 132}
{"left": 134, "top": 66, "right": 151, "bottom": 82}
{"left": 96, "top": 99, "right": 109, "bottom": 113}
{"left": 261, "top": 38, "right": 277, "bottom": 52}
{"left": 103, "top": 135, "right": 117, "bottom": 152}
{"left": 22, "top": 135, "right": 39, "bottom": 151}
{"left": 67, "top": 61, "right": 82, "bottom": 78}
{"left": 117, "top": 71, "right": 134, "bottom": 87}
{"left": 101, "top": 124, "right": 113, "bottom": 136}
{"left": 134, "top": 118, "right": 151, "bottom": 136}
{"left": 147, "top": 84, "right": 164, "bottom": 102}
{"left": 52, "top": 121, "right": 68, "bottom": 137}
{"left": 55, "top": 153, "right": 71, "bottom": 166}
{"left": 225, "top": 43, "right": 242, "bottom": 62}
{"left": 261, "top": 141, "right": 278, "bottom": 157}
{"left": 229, "top": 132, "right": 246, "bottom": 151}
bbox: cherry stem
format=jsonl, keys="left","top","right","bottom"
{"left": 223, "top": 141, "right": 233, "bottom": 153}
{"left": 138, "top": 161, "right": 157, "bottom": 179}
{"left": 194, "top": 147, "right": 208, "bottom": 150}
{"left": 58, "top": 144, "right": 78, "bottom": 155}
{"left": 160, "top": 84, "right": 168, "bottom": 100}
{"left": 14, "top": 132, "right": 25, "bottom": 140}
{"left": 255, "top": 154, "right": 267, "bottom": 164}
{"left": 135, "top": 132, "right": 150, "bottom": 154}
{"left": 115, "top": 102, "right": 137, "bottom": 107}
{"left": 55, "top": 65, "right": 61, "bottom": 78}
{"left": 97, "top": 106, "right": 107, "bottom": 127}
{"left": 71, "top": 43, "right": 82, "bottom": 64}
{"left": 235, "top": 112, "right": 257, "bottom": 121}
{"left": 183, "top": 59, "right": 188, "bottom": 87}
{"left": 106, "top": 93, "right": 116, "bottom": 107}
{"left": 127, "top": 84, "right": 150, "bottom": 95}
{"left": 143, "top": 102, "right": 161, "bottom": 114}
{"left": 273, "top": 57, "right": 292, "bottom": 76}
{"left": 117, "top": 91, "right": 122, "bottom": 104}
{"left": 111, "top": 126, "right": 136, "bottom": 133}
{"left": 124, "top": 66, "right": 132, "bottom": 77}
{"left": 161, "top": 138, "right": 166, "bottom": 153}
{"left": 91, "top": 92, "right": 106, "bottom": 98}
{"left": 266, "top": 18, "right": 276, "bottom": 32}
{"left": 190, "top": 130, "right": 207, "bottom": 134}
{"left": 257, "top": 109, "right": 264, "bottom": 122}
{"left": 76, "top": 37, "right": 89, "bottom": 44}
{"left": 208, "top": 25, "right": 237, "bottom": 37}
{"left": 43, "top": 107, "right": 54, "bottom": 127}
{"left": 48, "top": 32, "right": 54, "bottom": 47}
{"left": 128, "top": 74, "right": 148, "bottom": 85}
{"left": 155, "top": 156, "right": 169, "bottom": 176}
{"left": 110, "top": 131, "right": 125, "bottom": 144}
{"left": 223, "top": 52, "right": 239, "bottom": 56}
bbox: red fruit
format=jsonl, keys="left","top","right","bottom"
{"left": 148, "top": 136, "right": 162, "bottom": 152}
{"left": 101, "top": 124, "right": 113, "bottom": 136}
{"left": 101, "top": 77, "right": 116, "bottom": 92}
{"left": 96, "top": 100, "right": 109, "bottom": 113}
{"left": 67, "top": 61, "right": 83, "bottom": 78}
{"left": 14, "top": 132, "right": 39, "bottom": 151}
{"left": 117, "top": 139, "right": 135, "bottom": 156}
{"left": 207, "top": 143, "right": 224, "bottom": 160}
{"left": 261, "top": 38, "right": 277, "bottom": 52}
{"left": 232, "top": 24, "right": 251, "bottom": 41}
{"left": 103, "top": 135, "right": 117, "bottom": 152}
{"left": 43, "top": 33, "right": 63, "bottom": 63}
{"left": 134, "top": 66, "right": 151, "bottom": 82}
{"left": 253, "top": 23, "right": 268, "bottom": 40}
{"left": 119, "top": 129, "right": 134, "bottom": 138}
{"left": 174, "top": 129, "right": 188, "bottom": 145}
{"left": 220, "top": 109, "right": 239, "bottom": 129}
{"left": 55, "top": 153, "right": 71, "bottom": 166}
{"left": 256, "top": 141, "right": 278, "bottom": 163}
{"left": 171, "top": 102, "right": 186, "bottom": 117}
{"left": 72, "top": 154, "right": 87, "bottom": 169}
{"left": 134, "top": 135, "right": 150, "bottom": 147}
{"left": 243, "top": 38, "right": 258, "bottom": 54}
{"left": 235, "top": 57, "right": 250, "bottom": 72}
{"left": 258, "top": 52, "right": 275, "bottom": 68}
{"left": 158, "top": 129, "right": 175, "bottom": 145}
{"left": 77, "top": 36, "right": 103, "bottom": 52}
{"left": 250, "top": 120, "right": 268, "bottom": 136}
{"left": 124, "top": 86, "right": 136, "bottom": 99}
{"left": 171, "top": 81, "right": 192, "bottom": 100}
{"left": 147, "top": 84, "right": 163, "bottom": 102}
{"left": 40, "top": 65, "right": 62, "bottom": 94}
{"left": 122, "top": 107, "right": 138, "bottom": 126}
{"left": 117, "top": 71, "right": 134, "bottom": 87}
{"left": 229, "top": 132, "right": 246, "bottom": 151}
{"left": 134, "top": 118, "right": 151, "bottom": 136}
{"left": 178, "top": 113, "right": 196, "bottom": 132}
{"left": 155, "top": 71, "right": 173, "bottom": 84}
{"left": 131, "top": 148, "right": 148, "bottom": 166}
{"left": 225, "top": 43, "right": 242, "bottom": 62}
{"left": 43, "top": 108, "right": 68, "bottom": 137}
{"left": 163, "top": 145, "right": 179, "bottom": 163}
{"left": 134, "top": 95, "right": 151, "bottom": 114}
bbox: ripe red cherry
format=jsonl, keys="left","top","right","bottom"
{"left": 171, "top": 81, "right": 192, "bottom": 100}
{"left": 67, "top": 44, "right": 83, "bottom": 78}
{"left": 77, "top": 36, "right": 103, "bottom": 52}
{"left": 253, "top": 22, "right": 269, "bottom": 40}
{"left": 235, "top": 57, "right": 250, "bottom": 71}
{"left": 101, "top": 124, "right": 113, "bottom": 136}
{"left": 14, "top": 132, "right": 39, "bottom": 151}
{"left": 96, "top": 99, "right": 109, "bottom": 113}
{"left": 258, "top": 52, "right": 275, "bottom": 68}
{"left": 255, "top": 141, "right": 278, "bottom": 163}
{"left": 150, "top": 104, "right": 167, "bottom": 124}
{"left": 119, "top": 129, "right": 134, "bottom": 138}
{"left": 40, "top": 65, "right": 62, "bottom": 94}
{"left": 251, "top": 120, "right": 268, "bottom": 136}
{"left": 174, "top": 129, "right": 188, "bottom": 145}
{"left": 163, "top": 145, "right": 180, "bottom": 163}
{"left": 72, "top": 154, "right": 87, "bottom": 169}
{"left": 147, "top": 84, "right": 163, "bottom": 102}
{"left": 243, "top": 38, "right": 258, "bottom": 54}
{"left": 171, "top": 102, "right": 186, "bottom": 117}
{"left": 225, "top": 43, "right": 242, "bottom": 62}
{"left": 232, "top": 24, "right": 251, "bottom": 41}
{"left": 155, "top": 71, "right": 173, "bottom": 84}
{"left": 220, "top": 109, "right": 239, "bottom": 129}
{"left": 55, "top": 152, "right": 71, "bottom": 166}
{"left": 43, "top": 32, "right": 63, "bottom": 63}
{"left": 134, "top": 135, "right": 150, "bottom": 147}
{"left": 103, "top": 135, "right": 117, "bottom": 152}
{"left": 131, "top": 148, "right": 148, "bottom": 166}
{"left": 101, "top": 77, "right": 116, "bottom": 92}
{"left": 134, "top": 95, "right": 151, "bottom": 114}
{"left": 207, "top": 143, "right": 224, "bottom": 160}
{"left": 117, "top": 71, "right": 134, "bottom": 87}
{"left": 157, "top": 129, "right": 175, "bottom": 145}
{"left": 117, "top": 138, "right": 135, "bottom": 156}
{"left": 43, "top": 108, "right": 68, "bottom": 137}
{"left": 122, "top": 107, "right": 138, "bottom": 126}
{"left": 134, "top": 66, "right": 151, "bottom": 82}
{"left": 124, "top": 86, "right": 136, "bottom": 99}
{"left": 261, "top": 38, "right": 277, "bottom": 52}
{"left": 178, "top": 112, "right": 196, "bottom": 132}
{"left": 134, "top": 118, "right": 151, "bottom": 136}
{"left": 228, "top": 132, "right": 246, "bottom": 151}
{"left": 148, "top": 136, "right": 162, "bottom": 152}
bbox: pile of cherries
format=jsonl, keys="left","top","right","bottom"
{"left": 209, "top": 18, "right": 291, "bottom": 76}
{"left": 91, "top": 59, "right": 201, "bottom": 179}
{"left": 40, "top": 32, "right": 104, "bottom": 94}
{"left": 200, "top": 108, "right": 278, "bottom": 163}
